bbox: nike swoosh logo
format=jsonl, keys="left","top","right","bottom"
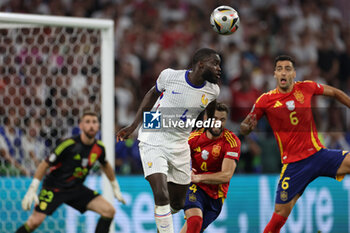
{"left": 172, "top": 91, "right": 182, "bottom": 94}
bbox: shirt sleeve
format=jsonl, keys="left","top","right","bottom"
{"left": 45, "top": 138, "right": 75, "bottom": 166}
{"left": 312, "top": 81, "right": 324, "bottom": 95}
{"left": 223, "top": 132, "right": 241, "bottom": 161}
{"left": 250, "top": 93, "right": 266, "bottom": 121}
{"left": 188, "top": 130, "right": 202, "bottom": 150}
{"left": 98, "top": 146, "right": 107, "bottom": 165}
{"left": 155, "top": 69, "right": 170, "bottom": 93}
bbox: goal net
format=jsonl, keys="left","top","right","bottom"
{"left": 0, "top": 13, "right": 115, "bottom": 232}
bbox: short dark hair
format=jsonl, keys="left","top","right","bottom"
{"left": 274, "top": 55, "right": 295, "bottom": 69}
{"left": 216, "top": 102, "right": 229, "bottom": 114}
{"left": 80, "top": 110, "right": 98, "bottom": 122}
{"left": 191, "top": 48, "right": 218, "bottom": 67}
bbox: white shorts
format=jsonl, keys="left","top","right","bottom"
{"left": 138, "top": 142, "right": 191, "bottom": 185}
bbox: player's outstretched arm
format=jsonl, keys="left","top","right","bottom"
{"left": 240, "top": 113, "right": 257, "bottom": 135}
{"left": 116, "top": 86, "right": 160, "bottom": 141}
{"left": 21, "top": 160, "right": 49, "bottom": 210}
{"left": 101, "top": 162, "right": 126, "bottom": 204}
{"left": 322, "top": 84, "right": 350, "bottom": 108}
{"left": 191, "top": 158, "right": 237, "bottom": 184}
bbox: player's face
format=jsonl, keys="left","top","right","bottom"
{"left": 274, "top": 60, "right": 296, "bottom": 92}
{"left": 80, "top": 115, "right": 99, "bottom": 139}
{"left": 201, "top": 54, "right": 221, "bottom": 84}
{"left": 209, "top": 110, "right": 227, "bottom": 137}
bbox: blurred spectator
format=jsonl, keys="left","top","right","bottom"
{"left": 115, "top": 76, "right": 135, "bottom": 126}
{"left": 237, "top": 134, "right": 262, "bottom": 173}
{"left": 339, "top": 37, "right": 350, "bottom": 85}
{"left": 115, "top": 138, "right": 142, "bottom": 174}
{"left": 222, "top": 42, "right": 242, "bottom": 84}
{"left": 0, "top": 117, "right": 29, "bottom": 176}
{"left": 21, "top": 118, "right": 48, "bottom": 174}
{"left": 317, "top": 33, "right": 339, "bottom": 84}
{"left": 324, "top": 131, "right": 350, "bottom": 150}
{"left": 230, "top": 73, "right": 261, "bottom": 124}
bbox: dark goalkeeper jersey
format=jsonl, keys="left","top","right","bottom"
{"left": 43, "top": 135, "right": 107, "bottom": 190}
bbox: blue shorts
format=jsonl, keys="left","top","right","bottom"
{"left": 276, "top": 148, "right": 348, "bottom": 204}
{"left": 184, "top": 183, "right": 224, "bottom": 232}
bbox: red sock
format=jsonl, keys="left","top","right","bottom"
{"left": 263, "top": 212, "right": 287, "bottom": 233}
{"left": 186, "top": 216, "right": 203, "bottom": 233}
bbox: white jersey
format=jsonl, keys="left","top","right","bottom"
{"left": 138, "top": 68, "right": 220, "bottom": 148}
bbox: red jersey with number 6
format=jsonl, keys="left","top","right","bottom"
{"left": 188, "top": 129, "right": 241, "bottom": 199}
{"left": 250, "top": 81, "right": 325, "bottom": 164}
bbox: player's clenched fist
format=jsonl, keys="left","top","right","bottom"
{"left": 22, "top": 178, "right": 40, "bottom": 210}
{"left": 240, "top": 113, "right": 257, "bottom": 135}
{"left": 116, "top": 125, "right": 136, "bottom": 142}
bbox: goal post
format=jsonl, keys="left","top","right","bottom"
{"left": 0, "top": 12, "right": 115, "bottom": 232}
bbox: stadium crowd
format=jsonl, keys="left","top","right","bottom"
{"left": 1, "top": 0, "right": 350, "bottom": 175}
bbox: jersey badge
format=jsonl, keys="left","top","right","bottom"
{"left": 212, "top": 145, "right": 221, "bottom": 159}
{"left": 286, "top": 100, "right": 295, "bottom": 111}
{"left": 294, "top": 90, "right": 304, "bottom": 104}
{"left": 273, "top": 101, "right": 282, "bottom": 108}
{"left": 194, "top": 146, "right": 201, "bottom": 152}
{"left": 200, "top": 94, "right": 208, "bottom": 108}
{"left": 39, "top": 202, "right": 48, "bottom": 210}
{"left": 73, "top": 154, "right": 81, "bottom": 160}
{"left": 89, "top": 153, "right": 98, "bottom": 165}
{"left": 189, "top": 193, "right": 197, "bottom": 202}
{"left": 201, "top": 150, "right": 209, "bottom": 160}
{"left": 147, "top": 162, "right": 153, "bottom": 168}
{"left": 280, "top": 191, "right": 288, "bottom": 202}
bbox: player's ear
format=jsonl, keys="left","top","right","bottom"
{"left": 198, "top": 60, "right": 205, "bottom": 70}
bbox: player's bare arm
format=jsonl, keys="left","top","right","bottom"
{"left": 240, "top": 113, "right": 257, "bottom": 135}
{"left": 191, "top": 158, "right": 236, "bottom": 184}
{"left": 322, "top": 84, "right": 350, "bottom": 108}
{"left": 33, "top": 160, "right": 50, "bottom": 180}
{"left": 100, "top": 162, "right": 116, "bottom": 181}
{"left": 117, "top": 86, "right": 160, "bottom": 141}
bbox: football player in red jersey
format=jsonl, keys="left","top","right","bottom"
{"left": 180, "top": 103, "right": 241, "bottom": 233}
{"left": 240, "top": 55, "right": 350, "bottom": 233}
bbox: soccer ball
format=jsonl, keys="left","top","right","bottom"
{"left": 210, "top": 6, "right": 239, "bottom": 35}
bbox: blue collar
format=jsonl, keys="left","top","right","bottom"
{"left": 185, "top": 70, "right": 206, "bottom": 89}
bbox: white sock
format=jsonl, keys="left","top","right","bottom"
{"left": 154, "top": 204, "right": 174, "bottom": 233}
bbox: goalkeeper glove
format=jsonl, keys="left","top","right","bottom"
{"left": 22, "top": 178, "right": 40, "bottom": 210}
{"left": 111, "top": 179, "right": 126, "bottom": 204}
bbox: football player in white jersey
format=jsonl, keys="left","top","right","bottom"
{"left": 117, "top": 48, "right": 221, "bottom": 233}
